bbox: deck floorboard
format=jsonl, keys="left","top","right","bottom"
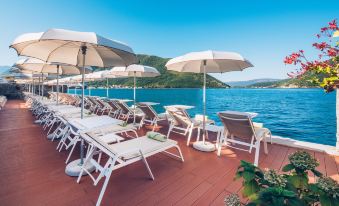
{"left": 0, "top": 100, "right": 338, "bottom": 206}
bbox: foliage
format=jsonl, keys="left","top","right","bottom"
{"left": 224, "top": 193, "right": 242, "bottom": 206}
{"left": 284, "top": 19, "right": 339, "bottom": 92}
{"left": 230, "top": 151, "right": 339, "bottom": 206}
{"left": 88, "top": 54, "right": 229, "bottom": 88}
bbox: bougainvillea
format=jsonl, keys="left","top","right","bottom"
{"left": 285, "top": 19, "right": 339, "bottom": 92}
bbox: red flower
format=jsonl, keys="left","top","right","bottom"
{"left": 329, "top": 19, "right": 338, "bottom": 30}
{"left": 316, "top": 34, "right": 321, "bottom": 38}
{"left": 320, "top": 27, "right": 328, "bottom": 32}
{"left": 313, "top": 42, "right": 328, "bottom": 51}
{"left": 327, "top": 48, "right": 338, "bottom": 57}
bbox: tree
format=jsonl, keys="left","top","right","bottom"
{"left": 284, "top": 19, "right": 339, "bottom": 149}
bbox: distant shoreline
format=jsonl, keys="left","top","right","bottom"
{"left": 68, "top": 87, "right": 324, "bottom": 90}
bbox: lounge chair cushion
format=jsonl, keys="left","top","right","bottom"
{"left": 100, "top": 133, "right": 125, "bottom": 144}
{"left": 146, "top": 131, "right": 167, "bottom": 142}
{"left": 108, "top": 136, "right": 177, "bottom": 160}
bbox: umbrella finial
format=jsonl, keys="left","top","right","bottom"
{"left": 81, "top": 45, "right": 87, "bottom": 55}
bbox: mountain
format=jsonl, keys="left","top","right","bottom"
{"left": 247, "top": 78, "right": 318, "bottom": 88}
{"left": 90, "top": 54, "right": 229, "bottom": 88}
{"left": 226, "top": 78, "right": 282, "bottom": 87}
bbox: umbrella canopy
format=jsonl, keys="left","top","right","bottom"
{"left": 166, "top": 50, "right": 253, "bottom": 152}
{"left": 13, "top": 57, "right": 92, "bottom": 102}
{"left": 13, "top": 58, "right": 92, "bottom": 74}
{"left": 10, "top": 28, "right": 137, "bottom": 67}
{"left": 107, "top": 64, "right": 160, "bottom": 123}
{"left": 166, "top": 50, "right": 253, "bottom": 73}
{"left": 107, "top": 64, "right": 160, "bottom": 77}
{"left": 73, "top": 70, "right": 113, "bottom": 96}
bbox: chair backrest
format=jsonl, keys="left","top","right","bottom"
{"left": 107, "top": 100, "right": 120, "bottom": 111}
{"left": 88, "top": 97, "right": 98, "bottom": 106}
{"left": 116, "top": 101, "right": 132, "bottom": 114}
{"left": 218, "top": 112, "right": 255, "bottom": 140}
{"left": 137, "top": 103, "right": 157, "bottom": 120}
{"left": 95, "top": 98, "right": 106, "bottom": 108}
{"left": 166, "top": 107, "right": 192, "bottom": 128}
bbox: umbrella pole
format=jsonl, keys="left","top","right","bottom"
{"left": 32, "top": 73, "right": 35, "bottom": 95}
{"left": 203, "top": 60, "right": 206, "bottom": 144}
{"left": 106, "top": 78, "right": 109, "bottom": 98}
{"left": 41, "top": 73, "right": 44, "bottom": 99}
{"left": 38, "top": 76, "right": 41, "bottom": 96}
{"left": 80, "top": 45, "right": 87, "bottom": 165}
{"left": 56, "top": 65, "right": 60, "bottom": 105}
{"left": 133, "top": 72, "right": 136, "bottom": 124}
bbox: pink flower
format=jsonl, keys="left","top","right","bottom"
{"left": 329, "top": 19, "right": 338, "bottom": 30}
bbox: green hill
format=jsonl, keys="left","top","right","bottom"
{"left": 89, "top": 54, "right": 229, "bottom": 88}
{"left": 247, "top": 76, "right": 318, "bottom": 88}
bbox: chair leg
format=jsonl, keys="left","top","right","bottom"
{"left": 95, "top": 167, "right": 114, "bottom": 206}
{"left": 94, "top": 158, "right": 114, "bottom": 186}
{"left": 96, "top": 152, "right": 102, "bottom": 173}
{"left": 187, "top": 125, "right": 193, "bottom": 146}
{"left": 263, "top": 138, "right": 268, "bottom": 154}
{"left": 254, "top": 141, "right": 261, "bottom": 166}
{"left": 139, "top": 150, "right": 154, "bottom": 180}
{"left": 77, "top": 146, "right": 96, "bottom": 184}
{"left": 166, "top": 124, "right": 173, "bottom": 139}
{"left": 174, "top": 145, "right": 185, "bottom": 162}
{"left": 65, "top": 139, "right": 78, "bottom": 164}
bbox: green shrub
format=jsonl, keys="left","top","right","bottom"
{"left": 229, "top": 151, "right": 339, "bottom": 206}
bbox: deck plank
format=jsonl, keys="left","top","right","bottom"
{"left": 0, "top": 100, "right": 337, "bottom": 206}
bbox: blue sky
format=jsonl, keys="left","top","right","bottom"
{"left": 0, "top": 0, "right": 338, "bottom": 81}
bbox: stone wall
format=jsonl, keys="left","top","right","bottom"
{"left": 0, "top": 83, "right": 68, "bottom": 99}
{"left": 0, "top": 83, "right": 23, "bottom": 99}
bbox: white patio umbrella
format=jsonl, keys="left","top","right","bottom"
{"left": 166, "top": 50, "right": 253, "bottom": 152}
{"left": 106, "top": 64, "right": 160, "bottom": 123}
{"left": 10, "top": 28, "right": 138, "bottom": 176}
{"left": 83, "top": 70, "right": 110, "bottom": 96}
{"left": 10, "top": 66, "right": 48, "bottom": 96}
{"left": 13, "top": 57, "right": 91, "bottom": 103}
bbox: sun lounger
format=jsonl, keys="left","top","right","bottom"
{"left": 137, "top": 103, "right": 167, "bottom": 130}
{"left": 77, "top": 133, "right": 184, "bottom": 206}
{"left": 58, "top": 116, "right": 134, "bottom": 163}
{"left": 165, "top": 107, "right": 202, "bottom": 146}
{"left": 115, "top": 100, "right": 144, "bottom": 123}
{"left": 217, "top": 111, "right": 271, "bottom": 166}
{"left": 106, "top": 99, "right": 121, "bottom": 118}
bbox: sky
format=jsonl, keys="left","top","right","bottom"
{"left": 0, "top": 0, "right": 338, "bottom": 81}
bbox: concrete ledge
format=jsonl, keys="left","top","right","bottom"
{"left": 272, "top": 136, "right": 338, "bottom": 156}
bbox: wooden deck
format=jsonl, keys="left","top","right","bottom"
{"left": 0, "top": 100, "right": 338, "bottom": 206}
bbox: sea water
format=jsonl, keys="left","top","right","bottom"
{"left": 68, "top": 88, "right": 336, "bottom": 146}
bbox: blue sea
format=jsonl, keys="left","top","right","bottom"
{"left": 68, "top": 88, "right": 336, "bottom": 146}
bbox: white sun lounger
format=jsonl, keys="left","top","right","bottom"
{"left": 77, "top": 134, "right": 184, "bottom": 206}
{"left": 58, "top": 116, "right": 133, "bottom": 163}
